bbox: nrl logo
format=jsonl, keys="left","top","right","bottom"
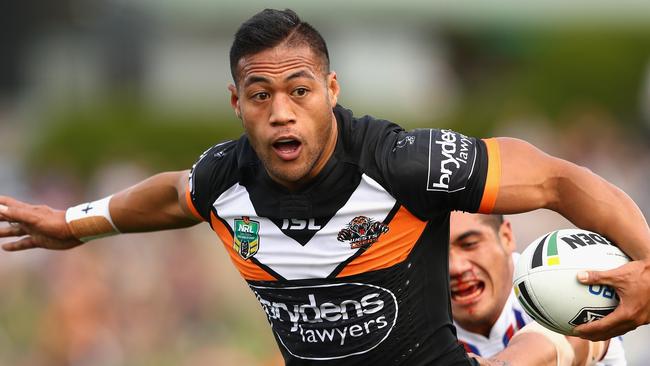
{"left": 337, "top": 216, "right": 389, "bottom": 249}
{"left": 233, "top": 216, "right": 260, "bottom": 260}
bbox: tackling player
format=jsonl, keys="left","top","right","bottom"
{"left": 1, "top": 8, "right": 649, "bottom": 365}
{"left": 449, "top": 211, "right": 626, "bottom": 365}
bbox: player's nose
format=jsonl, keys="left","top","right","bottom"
{"left": 449, "top": 253, "right": 472, "bottom": 277}
{"left": 269, "top": 93, "right": 296, "bottom": 126}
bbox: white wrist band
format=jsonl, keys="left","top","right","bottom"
{"left": 65, "top": 196, "right": 120, "bottom": 242}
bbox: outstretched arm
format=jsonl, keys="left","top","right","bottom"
{"left": 491, "top": 137, "right": 650, "bottom": 340}
{"left": 472, "top": 321, "right": 608, "bottom": 366}
{"left": 0, "top": 170, "right": 200, "bottom": 251}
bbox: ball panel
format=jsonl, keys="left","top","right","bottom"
{"left": 524, "top": 269, "right": 620, "bottom": 335}
{"left": 513, "top": 228, "right": 631, "bottom": 335}
{"left": 514, "top": 278, "right": 565, "bottom": 334}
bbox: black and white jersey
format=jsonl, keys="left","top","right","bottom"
{"left": 186, "top": 105, "right": 501, "bottom": 365}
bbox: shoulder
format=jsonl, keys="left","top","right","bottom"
{"left": 190, "top": 139, "right": 239, "bottom": 178}
{"left": 334, "top": 104, "right": 404, "bottom": 154}
{"left": 189, "top": 138, "right": 247, "bottom": 197}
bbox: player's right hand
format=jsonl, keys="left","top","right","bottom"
{"left": 0, "top": 196, "right": 83, "bottom": 251}
{"left": 575, "top": 260, "right": 650, "bottom": 341}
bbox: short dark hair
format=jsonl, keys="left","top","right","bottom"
{"left": 479, "top": 214, "right": 504, "bottom": 234}
{"left": 229, "top": 9, "right": 330, "bottom": 84}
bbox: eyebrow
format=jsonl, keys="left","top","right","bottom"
{"left": 243, "top": 70, "right": 315, "bottom": 88}
{"left": 244, "top": 75, "right": 271, "bottom": 88}
{"left": 451, "top": 230, "right": 483, "bottom": 244}
{"left": 286, "top": 70, "right": 315, "bottom": 81}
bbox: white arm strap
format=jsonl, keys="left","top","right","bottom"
{"left": 65, "top": 196, "right": 120, "bottom": 242}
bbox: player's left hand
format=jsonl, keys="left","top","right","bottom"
{"left": 574, "top": 259, "right": 650, "bottom": 340}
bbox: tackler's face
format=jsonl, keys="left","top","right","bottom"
{"left": 449, "top": 212, "right": 516, "bottom": 335}
{"left": 229, "top": 44, "right": 339, "bottom": 190}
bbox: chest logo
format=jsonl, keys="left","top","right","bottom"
{"left": 337, "top": 216, "right": 389, "bottom": 249}
{"left": 233, "top": 216, "right": 260, "bottom": 260}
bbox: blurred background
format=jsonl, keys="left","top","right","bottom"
{"left": 1, "top": 1, "right": 649, "bottom": 365}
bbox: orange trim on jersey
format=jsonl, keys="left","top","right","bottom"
{"left": 210, "top": 212, "right": 277, "bottom": 282}
{"left": 478, "top": 138, "right": 502, "bottom": 214}
{"left": 185, "top": 184, "right": 203, "bottom": 221}
{"left": 336, "top": 206, "right": 427, "bottom": 278}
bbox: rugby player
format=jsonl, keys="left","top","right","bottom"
{"left": 1, "top": 8, "right": 649, "bottom": 366}
{"left": 449, "top": 211, "right": 626, "bottom": 365}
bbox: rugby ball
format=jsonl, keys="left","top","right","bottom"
{"left": 513, "top": 229, "right": 630, "bottom": 335}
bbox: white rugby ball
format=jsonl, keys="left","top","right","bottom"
{"left": 513, "top": 229, "right": 630, "bottom": 335}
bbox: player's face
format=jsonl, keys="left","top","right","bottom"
{"left": 228, "top": 44, "right": 340, "bottom": 190}
{"left": 449, "top": 212, "right": 516, "bottom": 336}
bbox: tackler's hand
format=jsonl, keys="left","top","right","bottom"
{"left": 574, "top": 260, "right": 650, "bottom": 340}
{"left": 0, "top": 196, "right": 82, "bottom": 251}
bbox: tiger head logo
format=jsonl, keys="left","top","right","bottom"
{"left": 337, "top": 216, "right": 389, "bottom": 249}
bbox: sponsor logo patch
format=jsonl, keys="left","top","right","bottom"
{"left": 251, "top": 282, "right": 398, "bottom": 360}
{"left": 337, "top": 216, "right": 389, "bottom": 249}
{"left": 426, "top": 129, "right": 475, "bottom": 192}
{"left": 233, "top": 216, "right": 260, "bottom": 260}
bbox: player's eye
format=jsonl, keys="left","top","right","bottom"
{"left": 252, "top": 92, "right": 270, "bottom": 101}
{"left": 291, "top": 87, "right": 309, "bottom": 97}
{"left": 460, "top": 241, "right": 478, "bottom": 250}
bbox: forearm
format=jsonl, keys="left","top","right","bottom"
{"left": 493, "top": 137, "right": 650, "bottom": 260}
{"left": 0, "top": 171, "right": 200, "bottom": 251}
{"left": 109, "top": 171, "right": 199, "bottom": 233}
{"left": 489, "top": 332, "right": 557, "bottom": 365}
{"left": 547, "top": 163, "right": 650, "bottom": 260}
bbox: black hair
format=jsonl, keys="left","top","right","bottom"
{"left": 229, "top": 9, "right": 330, "bottom": 84}
{"left": 480, "top": 214, "right": 504, "bottom": 234}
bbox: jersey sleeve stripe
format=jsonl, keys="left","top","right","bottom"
{"left": 478, "top": 138, "right": 501, "bottom": 214}
{"left": 185, "top": 184, "right": 203, "bottom": 221}
{"left": 335, "top": 206, "right": 427, "bottom": 278}
{"left": 209, "top": 212, "right": 277, "bottom": 282}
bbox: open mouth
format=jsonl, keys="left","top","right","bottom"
{"left": 451, "top": 280, "right": 485, "bottom": 304}
{"left": 272, "top": 138, "right": 302, "bottom": 161}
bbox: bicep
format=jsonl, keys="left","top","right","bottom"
{"left": 491, "top": 137, "right": 572, "bottom": 214}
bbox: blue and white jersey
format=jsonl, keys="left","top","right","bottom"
{"left": 454, "top": 254, "right": 626, "bottom": 365}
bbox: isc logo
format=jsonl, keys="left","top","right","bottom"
{"left": 588, "top": 284, "right": 617, "bottom": 299}
{"left": 281, "top": 219, "right": 322, "bottom": 230}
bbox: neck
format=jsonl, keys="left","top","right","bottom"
{"left": 459, "top": 318, "right": 495, "bottom": 338}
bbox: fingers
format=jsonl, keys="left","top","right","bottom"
{"left": 0, "top": 196, "right": 36, "bottom": 224}
{"left": 574, "top": 313, "right": 637, "bottom": 341}
{"left": 0, "top": 223, "right": 27, "bottom": 238}
{"left": 574, "top": 307, "right": 636, "bottom": 341}
{"left": 0, "top": 196, "right": 30, "bottom": 210}
{"left": 1, "top": 236, "right": 40, "bottom": 251}
{"left": 0, "top": 205, "right": 38, "bottom": 226}
{"left": 0, "top": 196, "right": 30, "bottom": 206}
{"left": 574, "top": 261, "right": 646, "bottom": 340}
{"left": 576, "top": 262, "right": 631, "bottom": 287}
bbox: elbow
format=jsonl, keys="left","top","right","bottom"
{"left": 542, "top": 161, "right": 595, "bottom": 212}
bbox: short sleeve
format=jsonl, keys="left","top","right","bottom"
{"left": 186, "top": 140, "right": 238, "bottom": 222}
{"left": 378, "top": 128, "right": 501, "bottom": 218}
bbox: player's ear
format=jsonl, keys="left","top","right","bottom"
{"left": 499, "top": 220, "right": 516, "bottom": 253}
{"left": 228, "top": 83, "right": 242, "bottom": 119}
{"left": 327, "top": 71, "right": 339, "bottom": 106}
